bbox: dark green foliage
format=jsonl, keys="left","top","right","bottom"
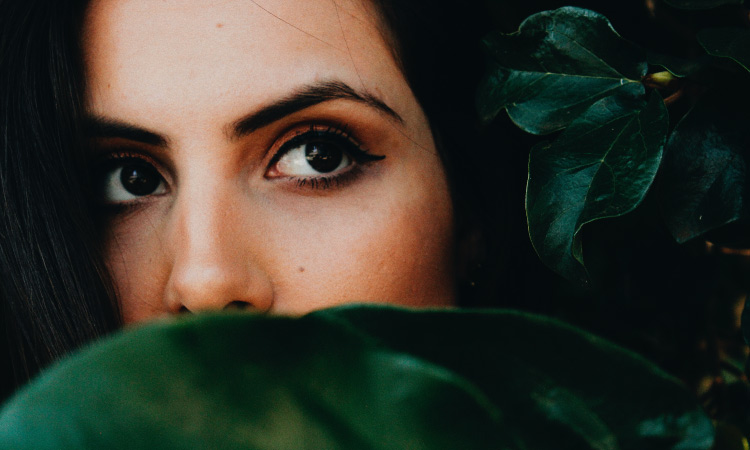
{"left": 698, "top": 28, "right": 750, "bottom": 72}
{"left": 526, "top": 93, "right": 668, "bottom": 282}
{"left": 0, "top": 307, "right": 715, "bottom": 450}
{"left": 659, "top": 95, "right": 750, "bottom": 244}
{"left": 478, "top": 7, "right": 647, "bottom": 134}
{"left": 478, "top": 4, "right": 750, "bottom": 294}
{"left": 480, "top": 7, "right": 671, "bottom": 282}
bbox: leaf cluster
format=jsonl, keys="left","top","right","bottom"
{"left": 478, "top": 2, "right": 750, "bottom": 285}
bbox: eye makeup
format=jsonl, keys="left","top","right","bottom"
{"left": 90, "top": 150, "right": 170, "bottom": 208}
{"left": 265, "top": 124, "right": 385, "bottom": 191}
{"left": 88, "top": 120, "right": 388, "bottom": 214}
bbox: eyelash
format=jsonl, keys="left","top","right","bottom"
{"left": 96, "top": 151, "right": 161, "bottom": 172}
{"left": 266, "top": 124, "right": 384, "bottom": 190}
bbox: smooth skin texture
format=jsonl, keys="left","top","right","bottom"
{"left": 82, "top": 0, "right": 455, "bottom": 323}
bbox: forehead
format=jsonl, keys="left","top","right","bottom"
{"left": 81, "top": 0, "right": 405, "bottom": 128}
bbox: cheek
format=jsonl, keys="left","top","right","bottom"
{"left": 102, "top": 211, "right": 172, "bottom": 323}
{"left": 268, "top": 170, "right": 456, "bottom": 313}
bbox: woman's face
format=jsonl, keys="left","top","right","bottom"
{"left": 82, "top": 0, "right": 455, "bottom": 323}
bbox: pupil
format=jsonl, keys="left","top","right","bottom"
{"left": 305, "top": 142, "right": 343, "bottom": 173}
{"left": 120, "top": 163, "right": 160, "bottom": 196}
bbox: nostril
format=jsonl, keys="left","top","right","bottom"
{"left": 177, "top": 302, "right": 250, "bottom": 315}
{"left": 224, "top": 300, "right": 251, "bottom": 311}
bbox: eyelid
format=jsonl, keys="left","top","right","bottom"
{"left": 265, "top": 123, "right": 383, "bottom": 174}
{"left": 92, "top": 149, "right": 173, "bottom": 185}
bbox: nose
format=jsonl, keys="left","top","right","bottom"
{"left": 163, "top": 180, "right": 274, "bottom": 314}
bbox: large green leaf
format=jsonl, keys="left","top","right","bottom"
{"left": 663, "top": 0, "right": 744, "bottom": 9}
{"left": 0, "top": 312, "right": 508, "bottom": 450}
{"left": 697, "top": 28, "right": 750, "bottom": 72}
{"left": 0, "top": 306, "right": 714, "bottom": 450}
{"left": 315, "top": 305, "right": 714, "bottom": 450}
{"left": 477, "top": 7, "right": 647, "bottom": 134}
{"left": 526, "top": 92, "right": 668, "bottom": 283}
{"left": 659, "top": 95, "right": 750, "bottom": 243}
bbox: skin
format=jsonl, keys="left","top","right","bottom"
{"left": 82, "top": 0, "right": 455, "bottom": 324}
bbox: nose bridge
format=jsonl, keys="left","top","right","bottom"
{"left": 164, "top": 175, "right": 273, "bottom": 313}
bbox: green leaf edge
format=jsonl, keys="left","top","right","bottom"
{"left": 697, "top": 27, "right": 750, "bottom": 73}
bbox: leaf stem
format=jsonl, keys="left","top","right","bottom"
{"left": 664, "top": 88, "right": 685, "bottom": 107}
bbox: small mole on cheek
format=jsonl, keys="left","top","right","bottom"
{"left": 216, "top": 23, "right": 224, "bottom": 28}
{"left": 298, "top": 267, "right": 305, "bottom": 273}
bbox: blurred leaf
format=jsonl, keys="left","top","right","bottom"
{"left": 0, "top": 313, "right": 508, "bottom": 450}
{"left": 526, "top": 92, "right": 668, "bottom": 283}
{"left": 663, "top": 0, "right": 744, "bottom": 10}
{"left": 698, "top": 28, "right": 750, "bottom": 72}
{"left": 316, "top": 305, "right": 715, "bottom": 450}
{"left": 659, "top": 95, "right": 750, "bottom": 244}
{"left": 477, "top": 7, "right": 646, "bottom": 134}
{"left": 0, "top": 306, "right": 715, "bottom": 450}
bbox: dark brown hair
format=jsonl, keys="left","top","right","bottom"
{"left": 0, "top": 0, "right": 121, "bottom": 400}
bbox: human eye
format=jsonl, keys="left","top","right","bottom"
{"left": 93, "top": 154, "right": 167, "bottom": 204}
{"left": 265, "top": 125, "right": 384, "bottom": 189}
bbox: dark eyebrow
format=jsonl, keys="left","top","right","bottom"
{"left": 83, "top": 81, "right": 402, "bottom": 145}
{"left": 84, "top": 117, "right": 168, "bottom": 147}
{"left": 231, "top": 80, "right": 404, "bottom": 137}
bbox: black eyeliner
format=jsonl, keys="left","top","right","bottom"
{"left": 267, "top": 125, "right": 385, "bottom": 169}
